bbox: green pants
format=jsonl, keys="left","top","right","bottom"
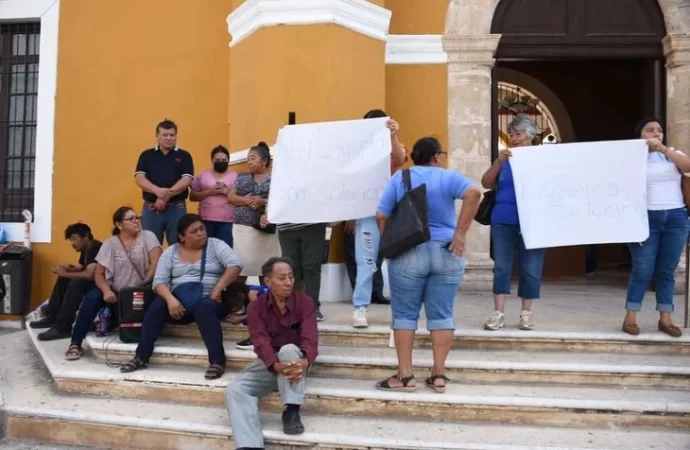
{"left": 278, "top": 224, "right": 326, "bottom": 307}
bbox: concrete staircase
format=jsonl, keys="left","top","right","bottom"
{"left": 2, "top": 316, "right": 690, "bottom": 449}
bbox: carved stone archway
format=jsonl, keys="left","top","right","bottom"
{"left": 444, "top": 0, "right": 690, "bottom": 290}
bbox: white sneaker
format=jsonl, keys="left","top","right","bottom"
{"left": 519, "top": 310, "right": 534, "bottom": 330}
{"left": 484, "top": 310, "right": 505, "bottom": 331}
{"left": 352, "top": 307, "right": 369, "bottom": 328}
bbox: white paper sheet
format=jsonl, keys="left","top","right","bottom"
{"left": 509, "top": 139, "right": 649, "bottom": 249}
{"left": 267, "top": 117, "right": 392, "bottom": 224}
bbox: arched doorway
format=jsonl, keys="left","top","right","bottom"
{"left": 444, "top": 0, "right": 690, "bottom": 290}
{"left": 490, "top": 0, "right": 667, "bottom": 280}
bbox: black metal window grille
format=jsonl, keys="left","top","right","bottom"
{"left": 497, "top": 82, "right": 559, "bottom": 149}
{"left": 0, "top": 23, "right": 40, "bottom": 222}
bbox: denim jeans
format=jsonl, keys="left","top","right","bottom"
{"left": 71, "top": 288, "right": 119, "bottom": 346}
{"left": 141, "top": 201, "right": 187, "bottom": 246}
{"left": 203, "top": 220, "right": 233, "bottom": 248}
{"left": 387, "top": 240, "right": 466, "bottom": 331}
{"left": 626, "top": 208, "right": 689, "bottom": 313}
{"left": 353, "top": 216, "right": 381, "bottom": 308}
{"left": 491, "top": 223, "right": 545, "bottom": 299}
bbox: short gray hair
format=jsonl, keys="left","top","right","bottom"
{"left": 507, "top": 114, "right": 538, "bottom": 139}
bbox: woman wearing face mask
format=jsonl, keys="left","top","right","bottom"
{"left": 190, "top": 145, "right": 238, "bottom": 248}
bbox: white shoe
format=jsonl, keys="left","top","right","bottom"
{"left": 352, "top": 307, "right": 369, "bottom": 328}
{"left": 519, "top": 310, "right": 534, "bottom": 330}
{"left": 484, "top": 310, "right": 505, "bottom": 331}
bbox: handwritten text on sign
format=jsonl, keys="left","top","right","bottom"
{"left": 509, "top": 139, "right": 649, "bottom": 249}
{"left": 267, "top": 118, "right": 392, "bottom": 223}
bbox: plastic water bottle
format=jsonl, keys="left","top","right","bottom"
{"left": 95, "top": 306, "right": 112, "bottom": 337}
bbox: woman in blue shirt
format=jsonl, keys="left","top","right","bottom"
{"left": 374, "top": 137, "right": 481, "bottom": 393}
{"left": 481, "top": 114, "right": 545, "bottom": 332}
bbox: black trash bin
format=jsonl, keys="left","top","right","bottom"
{"left": 0, "top": 246, "right": 33, "bottom": 315}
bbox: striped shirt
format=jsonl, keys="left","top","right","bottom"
{"left": 152, "top": 238, "right": 243, "bottom": 296}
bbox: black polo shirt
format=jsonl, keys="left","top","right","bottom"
{"left": 135, "top": 146, "right": 194, "bottom": 203}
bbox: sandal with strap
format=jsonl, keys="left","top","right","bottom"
{"left": 205, "top": 364, "right": 225, "bottom": 380}
{"left": 375, "top": 374, "right": 416, "bottom": 392}
{"left": 120, "top": 357, "right": 148, "bottom": 373}
{"left": 425, "top": 375, "right": 450, "bottom": 393}
{"left": 65, "top": 344, "right": 84, "bottom": 361}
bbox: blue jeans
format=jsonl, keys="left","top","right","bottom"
{"left": 203, "top": 220, "right": 233, "bottom": 248}
{"left": 353, "top": 216, "right": 381, "bottom": 308}
{"left": 141, "top": 201, "right": 187, "bottom": 246}
{"left": 491, "top": 223, "right": 545, "bottom": 299}
{"left": 71, "top": 288, "right": 109, "bottom": 346}
{"left": 626, "top": 208, "right": 689, "bottom": 313}
{"left": 387, "top": 240, "right": 466, "bottom": 331}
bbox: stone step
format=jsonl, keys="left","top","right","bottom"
{"left": 8, "top": 399, "right": 690, "bottom": 450}
{"left": 30, "top": 331, "right": 690, "bottom": 430}
{"left": 7, "top": 330, "right": 690, "bottom": 449}
{"left": 82, "top": 334, "right": 690, "bottom": 388}
{"left": 166, "top": 322, "right": 690, "bottom": 354}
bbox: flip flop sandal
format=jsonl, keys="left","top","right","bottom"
{"left": 205, "top": 364, "right": 225, "bottom": 380}
{"left": 425, "top": 375, "right": 450, "bottom": 393}
{"left": 375, "top": 374, "right": 416, "bottom": 392}
{"left": 65, "top": 344, "right": 84, "bottom": 361}
{"left": 120, "top": 357, "right": 148, "bottom": 373}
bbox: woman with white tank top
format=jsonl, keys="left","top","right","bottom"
{"left": 624, "top": 118, "right": 690, "bottom": 337}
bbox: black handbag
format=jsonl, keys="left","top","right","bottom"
{"left": 474, "top": 189, "right": 497, "bottom": 226}
{"left": 380, "top": 169, "right": 431, "bottom": 259}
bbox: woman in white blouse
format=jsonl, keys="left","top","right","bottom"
{"left": 624, "top": 118, "right": 690, "bottom": 337}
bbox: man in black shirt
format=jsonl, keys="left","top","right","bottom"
{"left": 31, "top": 223, "right": 102, "bottom": 341}
{"left": 135, "top": 119, "right": 194, "bottom": 245}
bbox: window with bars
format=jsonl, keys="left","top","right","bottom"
{"left": 0, "top": 23, "right": 40, "bottom": 222}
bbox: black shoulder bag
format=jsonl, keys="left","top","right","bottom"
{"left": 474, "top": 189, "right": 497, "bottom": 226}
{"left": 380, "top": 169, "right": 431, "bottom": 259}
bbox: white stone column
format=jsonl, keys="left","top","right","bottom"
{"left": 443, "top": 35, "right": 501, "bottom": 291}
{"left": 664, "top": 34, "right": 690, "bottom": 293}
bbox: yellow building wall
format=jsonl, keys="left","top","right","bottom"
{"left": 26, "top": 0, "right": 233, "bottom": 309}
{"left": 386, "top": 65, "right": 448, "bottom": 166}
{"left": 228, "top": 24, "right": 386, "bottom": 150}
{"left": 386, "top": 0, "right": 447, "bottom": 35}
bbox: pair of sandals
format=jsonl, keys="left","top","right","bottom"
{"left": 376, "top": 374, "right": 450, "bottom": 394}
{"left": 65, "top": 349, "right": 226, "bottom": 381}
{"left": 119, "top": 357, "right": 226, "bottom": 380}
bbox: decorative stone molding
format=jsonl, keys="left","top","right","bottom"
{"left": 0, "top": 0, "right": 59, "bottom": 243}
{"left": 385, "top": 35, "right": 447, "bottom": 65}
{"left": 663, "top": 34, "right": 690, "bottom": 68}
{"left": 227, "top": 0, "right": 392, "bottom": 47}
{"left": 443, "top": 35, "right": 501, "bottom": 66}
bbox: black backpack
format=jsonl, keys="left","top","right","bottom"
{"left": 118, "top": 286, "right": 153, "bottom": 343}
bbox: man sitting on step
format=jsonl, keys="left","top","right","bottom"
{"left": 225, "top": 257, "right": 318, "bottom": 450}
{"left": 30, "top": 223, "right": 102, "bottom": 341}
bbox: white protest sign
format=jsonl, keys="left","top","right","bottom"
{"left": 267, "top": 117, "right": 391, "bottom": 224}
{"left": 509, "top": 139, "right": 649, "bottom": 249}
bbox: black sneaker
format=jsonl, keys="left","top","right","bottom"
{"left": 282, "top": 410, "right": 305, "bottom": 435}
{"left": 316, "top": 309, "right": 324, "bottom": 322}
{"left": 29, "top": 317, "right": 54, "bottom": 329}
{"left": 37, "top": 327, "right": 71, "bottom": 341}
{"left": 235, "top": 337, "right": 254, "bottom": 350}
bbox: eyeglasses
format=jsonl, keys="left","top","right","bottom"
{"left": 122, "top": 216, "right": 142, "bottom": 222}
{"left": 436, "top": 151, "right": 448, "bottom": 156}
